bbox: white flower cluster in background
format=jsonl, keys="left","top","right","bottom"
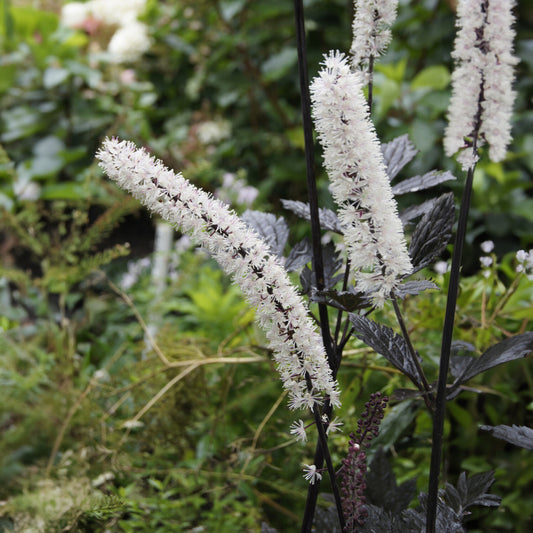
{"left": 97, "top": 138, "right": 340, "bottom": 412}
{"left": 215, "top": 172, "right": 259, "bottom": 209}
{"left": 310, "top": 51, "right": 412, "bottom": 307}
{"left": 516, "top": 249, "right": 533, "bottom": 280}
{"left": 479, "top": 240, "right": 494, "bottom": 278}
{"left": 61, "top": 0, "right": 151, "bottom": 63}
{"left": 444, "top": 0, "right": 518, "bottom": 170}
{"left": 350, "top": 0, "right": 398, "bottom": 74}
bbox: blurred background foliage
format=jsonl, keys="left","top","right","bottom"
{"left": 1, "top": 0, "right": 532, "bottom": 531}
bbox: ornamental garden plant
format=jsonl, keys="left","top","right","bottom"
{"left": 1, "top": 0, "right": 533, "bottom": 532}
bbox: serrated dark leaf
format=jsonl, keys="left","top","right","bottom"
{"left": 408, "top": 493, "right": 465, "bottom": 533}
{"left": 442, "top": 471, "right": 501, "bottom": 519}
{"left": 392, "top": 170, "right": 456, "bottom": 195}
{"left": 366, "top": 448, "right": 417, "bottom": 514}
{"left": 242, "top": 210, "right": 288, "bottom": 257}
{"left": 443, "top": 483, "right": 462, "bottom": 514}
{"left": 360, "top": 505, "right": 416, "bottom": 533}
{"left": 394, "top": 280, "right": 439, "bottom": 299}
{"left": 399, "top": 198, "right": 438, "bottom": 225}
{"left": 456, "top": 332, "right": 533, "bottom": 384}
{"left": 285, "top": 236, "right": 312, "bottom": 272}
{"left": 381, "top": 134, "right": 418, "bottom": 181}
{"left": 480, "top": 424, "right": 533, "bottom": 451}
{"left": 409, "top": 192, "right": 455, "bottom": 273}
{"left": 281, "top": 199, "right": 343, "bottom": 233}
{"left": 311, "top": 289, "right": 370, "bottom": 312}
{"left": 301, "top": 242, "right": 344, "bottom": 295}
{"left": 349, "top": 314, "right": 422, "bottom": 385}
{"left": 461, "top": 471, "right": 501, "bottom": 509}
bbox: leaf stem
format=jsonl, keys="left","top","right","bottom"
{"left": 391, "top": 295, "right": 433, "bottom": 409}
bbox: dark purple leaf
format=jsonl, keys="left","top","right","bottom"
{"left": 399, "top": 198, "right": 437, "bottom": 225}
{"left": 392, "top": 170, "right": 456, "bottom": 196}
{"left": 284, "top": 237, "right": 312, "bottom": 272}
{"left": 408, "top": 192, "right": 455, "bottom": 273}
{"left": 242, "top": 210, "right": 288, "bottom": 257}
{"left": 281, "top": 199, "right": 342, "bottom": 233}
{"left": 394, "top": 280, "right": 439, "bottom": 299}
{"left": 456, "top": 332, "right": 533, "bottom": 383}
{"left": 311, "top": 289, "right": 370, "bottom": 312}
{"left": 349, "top": 314, "right": 422, "bottom": 386}
{"left": 300, "top": 242, "right": 343, "bottom": 294}
{"left": 381, "top": 134, "right": 418, "bottom": 181}
{"left": 480, "top": 424, "right": 533, "bottom": 451}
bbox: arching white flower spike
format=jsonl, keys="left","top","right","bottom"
{"left": 96, "top": 138, "right": 340, "bottom": 411}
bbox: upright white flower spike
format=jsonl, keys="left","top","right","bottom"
{"left": 97, "top": 138, "right": 340, "bottom": 411}
{"left": 311, "top": 52, "right": 412, "bottom": 307}
{"left": 444, "top": 0, "right": 518, "bottom": 170}
{"left": 350, "top": 0, "right": 398, "bottom": 74}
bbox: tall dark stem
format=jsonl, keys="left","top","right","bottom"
{"left": 426, "top": 153, "right": 477, "bottom": 532}
{"left": 293, "top": 1, "right": 342, "bottom": 531}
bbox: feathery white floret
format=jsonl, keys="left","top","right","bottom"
{"left": 311, "top": 52, "right": 412, "bottom": 307}
{"left": 96, "top": 138, "right": 340, "bottom": 411}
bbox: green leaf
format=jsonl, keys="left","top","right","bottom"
{"left": 261, "top": 47, "right": 297, "bottom": 82}
{"left": 411, "top": 65, "right": 450, "bottom": 91}
{"left": 43, "top": 67, "right": 70, "bottom": 89}
{"left": 220, "top": 0, "right": 247, "bottom": 21}
{"left": 40, "top": 182, "right": 88, "bottom": 200}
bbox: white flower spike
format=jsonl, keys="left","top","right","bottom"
{"left": 97, "top": 138, "right": 340, "bottom": 411}
{"left": 311, "top": 52, "right": 412, "bottom": 307}
{"left": 350, "top": 0, "right": 398, "bottom": 75}
{"left": 444, "top": 0, "right": 518, "bottom": 170}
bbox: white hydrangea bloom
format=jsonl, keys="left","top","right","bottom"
{"left": 90, "top": 0, "right": 147, "bottom": 26}
{"left": 97, "top": 138, "right": 340, "bottom": 411}
{"left": 444, "top": 0, "right": 518, "bottom": 170}
{"left": 60, "top": 2, "right": 90, "bottom": 28}
{"left": 311, "top": 52, "right": 412, "bottom": 307}
{"left": 350, "top": 0, "right": 398, "bottom": 74}
{"left": 108, "top": 22, "right": 151, "bottom": 63}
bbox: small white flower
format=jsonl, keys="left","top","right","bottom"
{"left": 326, "top": 416, "right": 343, "bottom": 435}
{"left": 196, "top": 120, "right": 231, "bottom": 145}
{"left": 302, "top": 464, "right": 322, "bottom": 484}
{"left": 480, "top": 240, "right": 495, "bottom": 254}
{"left": 480, "top": 256, "right": 493, "bottom": 268}
{"left": 515, "top": 249, "right": 533, "bottom": 279}
{"left": 290, "top": 419, "right": 308, "bottom": 442}
{"left": 434, "top": 260, "right": 449, "bottom": 275}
